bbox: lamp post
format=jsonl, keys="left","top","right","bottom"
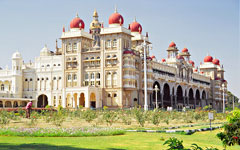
{"left": 154, "top": 85, "right": 159, "bottom": 109}
{"left": 222, "top": 83, "right": 225, "bottom": 113}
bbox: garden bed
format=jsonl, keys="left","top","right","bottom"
{"left": 0, "top": 127, "right": 125, "bottom": 137}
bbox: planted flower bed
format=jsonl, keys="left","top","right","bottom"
{"left": 0, "top": 127, "right": 125, "bottom": 137}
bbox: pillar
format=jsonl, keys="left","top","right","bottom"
{"left": 160, "top": 93, "right": 163, "bottom": 108}
{"left": 174, "top": 95, "right": 177, "bottom": 109}
{"left": 170, "top": 95, "right": 173, "bottom": 107}
{"left": 194, "top": 97, "right": 196, "bottom": 109}
{"left": 2, "top": 100, "right": 5, "bottom": 108}
{"left": 77, "top": 94, "right": 80, "bottom": 108}
{"left": 56, "top": 95, "right": 59, "bottom": 107}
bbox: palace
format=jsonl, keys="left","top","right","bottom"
{"left": 0, "top": 8, "right": 227, "bottom": 111}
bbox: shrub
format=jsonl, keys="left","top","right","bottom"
{"left": 163, "top": 137, "right": 184, "bottom": 150}
{"left": 82, "top": 109, "right": 97, "bottom": 123}
{"left": 120, "top": 110, "right": 132, "bottom": 125}
{"left": 133, "top": 108, "right": 146, "bottom": 127}
{"left": 0, "top": 111, "right": 10, "bottom": 127}
{"left": 217, "top": 108, "right": 240, "bottom": 148}
{"left": 151, "top": 110, "right": 161, "bottom": 126}
{"left": 51, "top": 112, "right": 65, "bottom": 127}
{"left": 103, "top": 110, "right": 118, "bottom": 126}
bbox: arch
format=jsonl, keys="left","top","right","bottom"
{"left": 189, "top": 88, "right": 194, "bottom": 106}
{"left": 37, "top": 94, "right": 48, "bottom": 108}
{"left": 5, "top": 101, "right": 11, "bottom": 107}
{"left": 176, "top": 85, "right": 183, "bottom": 105}
{"left": 90, "top": 93, "right": 96, "bottom": 108}
{"left": 153, "top": 81, "right": 161, "bottom": 108}
{"left": 202, "top": 90, "right": 206, "bottom": 99}
{"left": 163, "top": 83, "right": 171, "bottom": 108}
{"left": 196, "top": 89, "right": 201, "bottom": 106}
{"left": 13, "top": 101, "right": 18, "bottom": 107}
{"left": 79, "top": 93, "right": 85, "bottom": 107}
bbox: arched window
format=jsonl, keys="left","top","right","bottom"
{"left": 96, "top": 73, "right": 100, "bottom": 79}
{"left": 107, "top": 40, "right": 111, "bottom": 48}
{"left": 107, "top": 55, "right": 111, "bottom": 58}
{"left": 53, "top": 77, "right": 56, "bottom": 80}
{"left": 53, "top": 64, "right": 56, "bottom": 66}
{"left": 106, "top": 72, "right": 111, "bottom": 86}
{"left": 73, "top": 43, "right": 77, "bottom": 51}
{"left": 68, "top": 43, "right": 72, "bottom": 51}
{"left": 85, "top": 74, "right": 89, "bottom": 79}
{"left": 113, "top": 93, "right": 117, "bottom": 97}
{"left": 1, "top": 84, "right": 4, "bottom": 91}
{"left": 73, "top": 74, "right": 77, "bottom": 80}
{"left": 29, "top": 78, "right": 32, "bottom": 81}
{"left": 113, "top": 39, "right": 117, "bottom": 47}
{"left": 96, "top": 56, "right": 100, "bottom": 59}
{"left": 85, "top": 57, "right": 89, "bottom": 60}
{"left": 46, "top": 64, "right": 50, "bottom": 67}
{"left": 58, "top": 64, "right": 61, "bottom": 66}
{"left": 46, "top": 77, "right": 49, "bottom": 80}
{"left": 25, "top": 79, "right": 28, "bottom": 82}
{"left": 91, "top": 57, "right": 94, "bottom": 60}
{"left": 58, "top": 77, "right": 61, "bottom": 80}
{"left": 91, "top": 73, "right": 94, "bottom": 79}
{"left": 108, "top": 93, "right": 111, "bottom": 97}
{"left": 67, "top": 74, "right": 71, "bottom": 80}
{"left": 113, "top": 54, "right": 117, "bottom": 58}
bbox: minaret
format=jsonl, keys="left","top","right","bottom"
{"left": 90, "top": 9, "right": 101, "bottom": 47}
{"left": 167, "top": 41, "right": 179, "bottom": 59}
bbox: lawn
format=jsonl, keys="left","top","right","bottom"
{"left": 0, "top": 129, "right": 239, "bottom": 150}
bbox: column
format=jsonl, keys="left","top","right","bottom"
{"left": 3, "top": 100, "right": 5, "bottom": 108}
{"left": 56, "top": 95, "right": 59, "bottom": 107}
{"left": 183, "top": 96, "right": 186, "bottom": 106}
{"left": 174, "top": 95, "right": 177, "bottom": 109}
{"left": 160, "top": 93, "right": 163, "bottom": 109}
{"left": 170, "top": 95, "right": 173, "bottom": 108}
{"left": 187, "top": 97, "right": 189, "bottom": 106}
{"left": 77, "top": 94, "right": 80, "bottom": 108}
{"left": 85, "top": 93, "right": 89, "bottom": 108}
{"left": 11, "top": 101, "right": 13, "bottom": 108}
{"left": 194, "top": 97, "right": 196, "bottom": 109}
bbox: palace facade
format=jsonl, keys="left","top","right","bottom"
{"left": 0, "top": 8, "right": 227, "bottom": 111}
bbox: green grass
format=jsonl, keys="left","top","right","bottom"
{"left": 0, "top": 129, "right": 239, "bottom": 150}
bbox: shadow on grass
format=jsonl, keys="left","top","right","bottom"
{"left": 0, "top": 143, "right": 127, "bottom": 150}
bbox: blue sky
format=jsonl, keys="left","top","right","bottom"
{"left": 0, "top": 0, "right": 239, "bottom": 97}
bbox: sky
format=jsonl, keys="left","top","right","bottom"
{"left": 0, "top": 0, "right": 239, "bottom": 97}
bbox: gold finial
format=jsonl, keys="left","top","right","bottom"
{"left": 76, "top": 13, "right": 79, "bottom": 18}
{"left": 93, "top": 8, "right": 98, "bottom": 17}
{"left": 114, "top": 5, "right": 117, "bottom": 13}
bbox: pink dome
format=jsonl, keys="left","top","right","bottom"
{"left": 162, "top": 58, "right": 166, "bottom": 62}
{"left": 176, "top": 55, "right": 184, "bottom": 60}
{"left": 189, "top": 60, "right": 195, "bottom": 66}
{"left": 204, "top": 56, "right": 213, "bottom": 63}
{"left": 169, "top": 42, "right": 176, "bottom": 47}
{"left": 130, "top": 21, "right": 142, "bottom": 33}
{"left": 212, "top": 59, "right": 220, "bottom": 65}
{"left": 70, "top": 15, "right": 85, "bottom": 29}
{"left": 109, "top": 12, "right": 124, "bottom": 25}
{"left": 182, "top": 48, "right": 188, "bottom": 53}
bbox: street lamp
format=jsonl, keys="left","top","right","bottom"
{"left": 154, "top": 85, "right": 159, "bottom": 109}
{"left": 222, "top": 83, "right": 225, "bottom": 113}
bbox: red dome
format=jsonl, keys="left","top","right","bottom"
{"left": 189, "top": 60, "right": 195, "bottom": 66}
{"left": 130, "top": 21, "right": 142, "bottom": 33}
{"left": 194, "top": 69, "right": 198, "bottom": 72}
{"left": 212, "top": 59, "right": 220, "bottom": 65}
{"left": 169, "top": 42, "right": 176, "bottom": 47}
{"left": 204, "top": 56, "right": 213, "bottom": 63}
{"left": 176, "top": 55, "right": 184, "bottom": 60}
{"left": 182, "top": 48, "right": 188, "bottom": 53}
{"left": 162, "top": 58, "right": 166, "bottom": 62}
{"left": 200, "top": 71, "right": 204, "bottom": 74}
{"left": 109, "top": 13, "right": 124, "bottom": 25}
{"left": 70, "top": 16, "right": 85, "bottom": 29}
{"left": 151, "top": 55, "right": 156, "bottom": 59}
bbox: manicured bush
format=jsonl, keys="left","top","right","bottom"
{"left": 0, "top": 127, "right": 125, "bottom": 137}
{"left": 133, "top": 107, "right": 147, "bottom": 127}
{"left": 103, "top": 110, "right": 118, "bottom": 126}
{"left": 82, "top": 109, "right": 97, "bottom": 123}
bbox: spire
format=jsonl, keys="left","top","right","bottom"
{"left": 128, "top": 24, "right": 130, "bottom": 30}
{"left": 93, "top": 8, "right": 98, "bottom": 17}
{"left": 55, "top": 39, "right": 59, "bottom": 54}
{"left": 101, "top": 22, "right": 104, "bottom": 28}
{"left": 76, "top": 13, "right": 79, "bottom": 18}
{"left": 134, "top": 16, "right": 137, "bottom": 22}
{"left": 114, "top": 5, "right": 117, "bottom": 13}
{"left": 146, "top": 32, "right": 148, "bottom": 37}
{"left": 63, "top": 25, "right": 65, "bottom": 32}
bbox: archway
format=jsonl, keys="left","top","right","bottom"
{"left": 90, "top": 93, "right": 96, "bottom": 108}
{"left": 37, "top": 94, "right": 48, "bottom": 108}
{"left": 5, "top": 101, "right": 11, "bottom": 107}
{"left": 79, "top": 93, "right": 85, "bottom": 107}
{"left": 13, "top": 101, "right": 18, "bottom": 107}
{"left": 152, "top": 81, "right": 161, "bottom": 108}
{"left": 163, "top": 83, "right": 171, "bottom": 108}
{"left": 189, "top": 88, "right": 194, "bottom": 106}
{"left": 202, "top": 90, "right": 206, "bottom": 100}
{"left": 176, "top": 85, "right": 183, "bottom": 106}
{"left": 196, "top": 89, "right": 200, "bottom": 106}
